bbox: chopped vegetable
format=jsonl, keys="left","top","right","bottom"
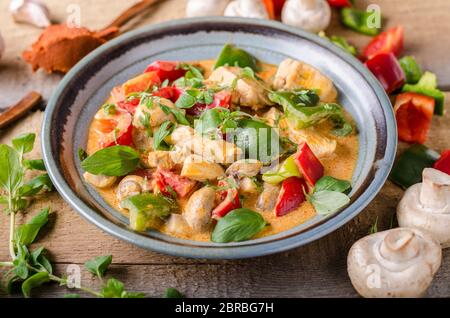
{"left": 212, "top": 178, "right": 241, "bottom": 219}
{"left": 294, "top": 142, "right": 324, "bottom": 186}
{"left": 155, "top": 169, "right": 197, "bottom": 198}
{"left": 211, "top": 208, "right": 266, "bottom": 243}
{"left": 399, "top": 56, "right": 423, "bottom": 84}
{"left": 262, "top": 156, "right": 301, "bottom": 184}
{"left": 274, "top": 177, "right": 307, "bottom": 217}
{"left": 92, "top": 110, "right": 133, "bottom": 149}
{"left": 214, "top": 44, "right": 258, "bottom": 71}
{"left": 122, "top": 193, "right": 176, "bottom": 231}
{"left": 327, "top": 0, "right": 352, "bottom": 8}
{"left": 153, "top": 86, "right": 182, "bottom": 103}
{"left": 365, "top": 52, "right": 405, "bottom": 93}
{"left": 389, "top": 144, "right": 440, "bottom": 189}
{"left": 394, "top": 92, "right": 435, "bottom": 144}
{"left": 433, "top": 150, "right": 450, "bottom": 175}
{"left": 402, "top": 72, "right": 445, "bottom": 115}
{"left": 340, "top": 7, "right": 381, "bottom": 36}
{"left": 362, "top": 26, "right": 404, "bottom": 60}
{"left": 329, "top": 35, "right": 357, "bottom": 56}
{"left": 263, "top": 0, "right": 286, "bottom": 19}
{"left": 144, "top": 61, "right": 187, "bottom": 82}
{"left": 122, "top": 71, "right": 161, "bottom": 96}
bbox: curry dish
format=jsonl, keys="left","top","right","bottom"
{"left": 81, "top": 44, "right": 358, "bottom": 243}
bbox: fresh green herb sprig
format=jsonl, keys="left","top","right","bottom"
{"left": 307, "top": 176, "right": 351, "bottom": 216}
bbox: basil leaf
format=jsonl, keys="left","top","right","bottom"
{"left": 101, "top": 278, "right": 146, "bottom": 298}
{"left": 160, "top": 105, "right": 190, "bottom": 125}
{"left": 308, "top": 191, "right": 350, "bottom": 216}
{"left": 195, "top": 108, "right": 224, "bottom": 135}
{"left": 81, "top": 145, "right": 140, "bottom": 176}
{"left": 214, "top": 44, "right": 258, "bottom": 71}
{"left": 268, "top": 90, "right": 319, "bottom": 107}
{"left": 84, "top": 255, "right": 112, "bottom": 279}
{"left": 78, "top": 148, "right": 88, "bottom": 161}
{"left": 23, "top": 159, "right": 46, "bottom": 171}
{"left": 12, "top": 133, "right": 35, "bottom": 155}
{"left": 314, "top": 176, "right": 351, "bottom": 194}
{"left": 175, "top": 93, "right": 197, "bottom": 109}
{"left": 18, "top": 174, "right": 53, "bottom": 197}
{"left": 15, "top": 208, "right": 49, "bottom": 245}
{"left": 122, "top": 193, "right": 176, "bottom": 231}
{"left": 64, "top": 294, "right": 81, "bottom": 298}
{"left": 0, "top": 144, "right": 23, "bottom": 194}
{"left": 30, "top": 246, "right": 52, "bottom": 274}
{"left": 211, "top": 208, "right": 266, "bottom": 243}
{"left": 164, "top": 287, "right": 184, "bottom": 298}
{"left": 22, "top": 272, "right": 50, "bottom": 298}
{"left": 153, "top": 121, "right": 174, "bottom": 151}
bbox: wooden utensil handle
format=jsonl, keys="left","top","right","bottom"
{"left": 102, "top": 0, "right": 160, "bottom": 30}
{"left": 0, "top": 92, "right": 42, "bottom": 129}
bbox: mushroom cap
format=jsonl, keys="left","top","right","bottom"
{"left": 186, "top": 0, "right": 230, "bottom": 17}
{"left": 9, "top": 0, "right": 51, "bottom": 28}
{"left": 347, "top": 227, "right": 441, "bottom": 298}
{"left": 224, "top": 0, "right": 269, "bottom": 19}
{"left": 282, "top": 0, "right": 331, "bottom": 33}
{"left": 397, "top": 168, "right": 450, "bottom": 248}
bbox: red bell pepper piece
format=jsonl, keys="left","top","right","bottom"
{"left": 274, "top": 177, "right": 307, "bottom": 217}
{"left": 122, "top": 71, "right": 161, "bottom": 96}
{"left": 155, "top": 169, "right": 197, "bottom": 198}
{"left": 263, "top": 0, "right": 286, "bottom": 19}
{"left": 363, "top": 26, "right": 404, "bottom": 60}
{"left": 117, "top": 97, "right": 140, "bottom": 114}
{"left": 153, "top": 86, "right": 182, "bottom": 103}
{"left": 365, "top": 53, "right": 405, "bottom": 93}
{"left": 144, "top": 61, "right": 187, "bottom": 82}
{"left": 433, "top": 150, "right": 450, "bottom": 175}
{"left": 186, "top": 90, "right": 232, "bottom": 116}
{"left": 327, "top": 0, "right": 352, "bottom": 8}
{"left": 212, "top": 178, "right": 241, "bottom": 219}
{"left": 294, "top": 143, "right": 324, "bottom": 186}
{"left": 394, "top": 92, "right": 435, "bottom": 144}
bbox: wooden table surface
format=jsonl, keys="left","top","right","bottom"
{"left": 0, "top": 0, "right": 449, "bottom": 298}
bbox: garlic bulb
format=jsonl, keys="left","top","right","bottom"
{"left": 397, "top": 168, "right": 450, "bottom": 248}
{"left": 0, "top": 31, "right": 5, "bottom": 61}
{"left": 282, "top": 0, "right": 331, "bottom": 33}
{"left": 9, "top": 0, "right": 51, "bottom": 28}
{"left": 224, "top": 0, "right": 269, "bottom": 19}
{"left": 186, "top": 0, "right": 230, "bottom": 17}
{"left": 347, "top": 228, "right": 442, "bottom": 298}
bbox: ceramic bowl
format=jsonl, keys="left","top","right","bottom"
{"left": 42, "top": 17, "right": 397, "bottom": 259}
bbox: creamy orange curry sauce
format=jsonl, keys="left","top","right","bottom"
{"left": 83, "top": 46, "right": 358, "bottom": 243}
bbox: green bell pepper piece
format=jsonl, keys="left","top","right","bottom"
{"left": 399, "top": 56, "right": 422, "bottom": 84}
{"left": 402, "top": 71, "right": 445, "bottom": 115}
{"left": 214, "top": 44, "right": 258, "bottom": 71}
{"left": 340, "top": 8, "right": 381, "bottom": 36}
{"left": 319, "top": 32, "right": 357, "bottom": 56}
{"left": 262, "top": 156, "right": 300, "bottom": 184}
{"left": 389, "top": 144, "right": 440, "bottom": 189}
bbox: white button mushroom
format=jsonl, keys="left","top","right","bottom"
{"left": 397, "top": 168, "right": 450, "bottom": 248}
{"left": 281, "top": 0, "right": 331, "bottom": 33}
{"left": 183, "top": 186, "right": 216, "bottom": 233}
{"left": 83, "top": 172, "right": 117, "bottom": 189}
{"left": 224, "top": 0, "right": 269, "bottom": 19}
{"left": 347, "top": 228, "right": 442, "bottom": 298}
{"left": 9, "top": 0, "right": 51, "bottom": 28}
{"left": 186, "top": 0, "right": 230, "bottom": 17}
{"left": 116, "top": 175, "right": 149, "bottom": 202}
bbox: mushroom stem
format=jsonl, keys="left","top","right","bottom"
{"left": 419, "top": 168, "right": 450, "bottom": 211}
{"left": 379, "top": 229, "right": 420, "bottom": 262}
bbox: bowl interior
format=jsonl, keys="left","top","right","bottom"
{"left": 42, "top": 18, "right": 396, "bottom": 259}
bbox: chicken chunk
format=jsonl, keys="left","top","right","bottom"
{"left": 181, "top": 155, "right": 225, "bottom": 182}
{"left": 256, "top": 182, "right": 280, "bottom": 212}
{"left": 133, "top": 97, "right": 175, "bottom": 129}
{"left": 273, "top": 58, "right": 337, "bottom": 103}
{"left": 239, "top": 177, "right": 260, "bottom": 194}
{"left": 226, "top": 159, "right": 262, "bottom": 178}
{"left": 83, "top": 172, "right": 117, "bottom": 188}
{"left": 207, "top": 66, "right": 273, "bottom": 110}
{"left": 147, "top": 151, "right": 177, "bottom": 170}
{"left": 170, "top": 126, "right": 242, "bottom": 164}
{"left": 281, "top": 118, "right": 336, "bottom": 158}
{"left": 183, "top": 187, "right": 216, "bottom": 232}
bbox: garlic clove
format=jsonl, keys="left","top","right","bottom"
{"left": 224, "top": 0, "right": 269, "bottom": 19}
{"left": 9, "top": 0, "right": 51, "bottom": 28}
{"left": 186, "top": 0, "right": 230, "bottom": 17}
{"left": 282, "top": 0, "right": 331, "bottom": 33}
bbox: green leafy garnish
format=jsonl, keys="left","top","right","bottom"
{"left": 211, "top": 208, "right": 266, "bottom": 243}
{"left": 314, "top": 176, "right": 351, "bottom": 194}
{"left": 23, "top": 159, "right": 46, "bottom": 171}
{"left": 164, "top": 287, "right": 184, "bottom": 298}
{"left": 12, "top": 133, "right": 36, "bottom": 156}
{"left": 214, "top": 44, "right": 258, "bottom": 71}
{"left": 81, "top": 145, "right": 140, "bottom": 176}
{"left": 101, "top": 278, "right": 145, "bottom": 298}
{"left": 153, "top": 121, "right": 174, "bottom": 150}
{"left": 85, "top": 255, "right": 112, "bottom": 279}
{"left": 14, "top": 208, "right": 49, "bottom": 246}
{"left": 307, "top": 176, "right": 351, "bottom": 216}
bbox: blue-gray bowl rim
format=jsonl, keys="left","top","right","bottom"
{"left": 42, "top": 17, "right": 397, "bottom": 259}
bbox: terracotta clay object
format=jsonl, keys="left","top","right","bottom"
{"left": 22, "top": 0, "right": 159, "bottom": 73}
